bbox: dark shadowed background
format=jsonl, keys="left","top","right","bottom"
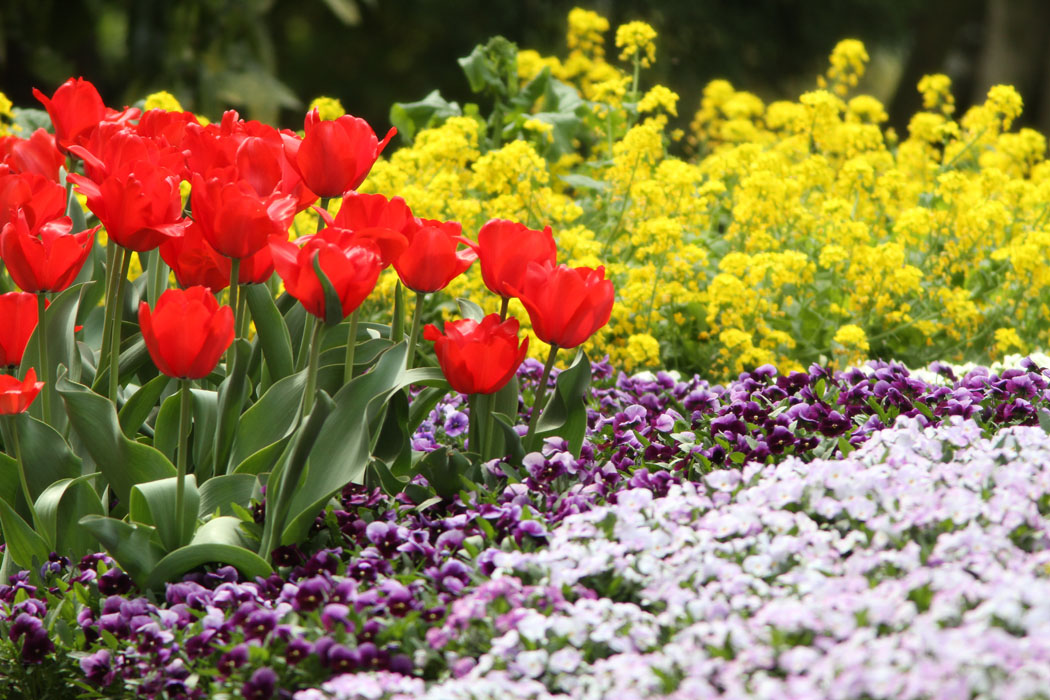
{"left": 2, "top": 0, "right": 1046, "bottom": 138}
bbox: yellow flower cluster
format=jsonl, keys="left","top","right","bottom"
{"left": 0, "top": 91, "right": 15, "bottom": 137}
{"left": 308, "top": 96, "right": 346, "bottom": 120}
{"left": 354, "top": 8, "right": 1050, "bottom": 378}
{"left": 143, "top": 91, "right": 183, "bottom": 112}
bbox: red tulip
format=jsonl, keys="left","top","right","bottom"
{"left": 0, "top": 292, "right": 38, "bottom": 368}
{"left": 269, "top": 229, "right": 385, "bottom": 321}
{"left": 288, "top": 108, "right": 395, "bottom": 198}
{"left": 511, "top": 262, "right": 614, "bottom": 349}
{"left": 190, "top": 173, "right": 297, "bottom": 260}
{"left": 331, "top": 192, "right": 416, "bottom": 265}
{"left": 470, "top": 219, "right": 557, "bottom": 299}
{"left": 32, "top": 78, "right": 107, "bottom": 151}
{"left": 0, "top": 368, "right": 44, "bottom": 415}
{"left": 160, "top": 221, "right": 274, "bottom": 292}
{"left": 0, "top": 129, "right": 65, "bottom": 181}
{"left": 69, "top": 121, "right": 186, "bottom": 185}
{"left": 139, "top": 287, "right": 234, "bottom": 379}
{"left": 1, "top": 211, "right": 98, "bottom": 293}
{"left": 70, "top": 160, "right": 188, "bottom": 252}
{"left": 0, "top": 172, "right": 67, "bottom": 233}
{"left": 393, "top": 219, "right": 477, "bottom": 293}
{"left": 32, "top": 77, "right": 138, "bottom": 152}
{"left": 424, "top": 314, "right": 528, "bottom": 395}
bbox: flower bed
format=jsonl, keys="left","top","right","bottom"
{"left": 3, "top": 6, "right": 1050, "bottom": 700}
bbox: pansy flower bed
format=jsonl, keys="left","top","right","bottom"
{"left": 3, "top": 6, "right": 1050, "bottom": 699}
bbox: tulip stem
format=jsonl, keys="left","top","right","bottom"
{"left": 97, "top": 244, "right": 119, "bottom": 384}
{"left": 146, "top": 250, "right": 168, "bottom": 307}
{"left": 470, "top": 392, "right": 495, "bottom": 461}
{"left": 175, "top": 378, "right": 192, "bottom": 546}
{"left": 524, "top": 343, "right": 559, "bottom": 452}
{"left": 316, "top": 197, "right": 330, "bottom": 234}
{"left": 302, "top": 319, "right": 324, "bottom": 416}
{"left": 296, "top": 315, "right": 316, "bottom": 372}
{"left": 391, "top": 282, "right": 405, "bottom": 343}
{"left": 406, "top": 291, "right": 425, "bottom": 370}
{"left": 6, "top": 416, "right": 39, "bottom": 532}
{"left": 499, "top": 297, "right": 510, "bottom": 322}
{"left": 35, "top": 293, "right": 51, "bottom": 425}
{"left": 227, "top": 258, "right": 242, "bottom": 368}
{"left": 108, "top": 248, "right": 132, "bottom": 403}
{"left": 344, "top": 309, "right": 359, "bottom": 385}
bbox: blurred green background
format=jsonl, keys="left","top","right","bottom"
{"left": 3, "top": 0, "right": 1047, "bottom": 137}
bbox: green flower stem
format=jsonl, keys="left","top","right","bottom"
{"left": 499, "top": 296, "right": 510, "bottom": 322}
{"left": 175, "top": 378, "right": 192, "bottom": 545}
{"left": 475, "top": 392, "right": 496, "bottom": 461}
{"left": 108, "top": 248, "right": 132, "bottom": 403}
{"left": 391, "top": 281, "right": 405, "bottom": 343}
{"left": 227, "top": 258, "right": 242, "bottom": 369}
{"left": 344, "top": 309, "right": 360, "bottom": 385}
{"left": 97, "top": 244, "right": 120, "bottom": 382}
{"left": 7, "top": 416, "right": 39, "bottom": 531}
{"left": 405, "top": 291, "right": 425, "bottom": 370}
{"left": 35, "top": 293, "right": 50, "bottom": 425}
{"left": 146, "top": 249, "right": 168, "bottom": 307}
{"left": 524, "top": 343, "right": 559, "bottom": 452}
{"left": 302, "top": 319, "right": 324, "bottom": 416}
{"left": 316, "top": 196, "right": 330, "bottom": 234}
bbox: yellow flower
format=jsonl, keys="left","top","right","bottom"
{"left": 308, "top": 96, "right": 346, "bottom": 120}
{"left": 917, "top": 73, "right": 955, "bottom": 115}
{"left": 638, "top": 85, "right": 679, "bottom": 117}
{"left": 143, "top": 90, "right": 183, "bottom": 112}
{"left": 615, "top": 21, "right": 657, "bottom": 67}
{"left": 624, "top": 333, "right": 661, "bottom": 371}
{"left": 993, "top": 327, "right": 1025, "bottom": 356}
{"left": 567, "top": 7, "right": 610, "bottom": 57}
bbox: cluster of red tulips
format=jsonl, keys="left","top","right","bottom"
{"left": 0, "top": 76, "right": 615, "bottom": 450}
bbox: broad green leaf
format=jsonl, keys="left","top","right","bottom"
{"left": 535, "top": 350, "right": 591, "bottom": 457}
{"left": 416, "top": 448, "right": 459, "bottom": 500}
{"left": 153, "top": 392, "right": 180, "bottom": 462}
{"left": 198, "top": 474, "right": 257, "bottom": 518}
{"left": 5, "top": 412, "right": 82, "bottom": 504}
{"left": 245, "top": 284, "right": 294, "bottom": 382}
{"left": 213, "top": 340, "right": 252, "bottom": 476}
{"left": 57, "top": 376, "right": 176, "bottom": 507}
{"left": 0, "top": 497, "right": 49, "bottom": 571}
{"left": 34, "top": 475, "right": 104, "bottom": 559}
{"left": 20, "top": 284, "right": 86, "bottom": 425}
{"left": 374, "top": 391, "right": 412, "bottom": 477}
{"left": 280, "top": 343, "right": 446, "bottom": 544}
{"left": 130, "top": 476, "right": 199, "bottom": 552}
{"left": 190, "top": 388, "right": 219, "bottom": 479}
{"left": 230, "top": 369, "right": 306, "bottom": 468}
{"left": 79, "top": 515, "right": 164, "bottom": 586}
{"left": 234, "top": 439, "right": 290, "bottom": 476}
{"left": 456, "top": 298, "right": 485, "bottom": 322}
{"left": 91, "top": 332, "right": 150, "bottom": 393}
{"left": 146, "top": 517, "right": 272, "bottom": 590}
{"left": 118, "top": 375, "right": 171, "bottom": 437}
{"left": 389, "top": 89, "right": 461, "bottom": 143}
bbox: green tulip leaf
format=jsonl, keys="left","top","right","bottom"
{"left": 34, "top": 474, "right": 105, "bottom": 560}
{"left": 233, "top": 439, "right": 291, "bottom": 476}
{"left": 118, "top": 374, "right": 172, "bottom": 438}
{"left": 130, "top": 475, "right": 199, "bottom": 552}
{"left": 79, "top": 515, "right": 164, "bottom": 586}
{"left": 313, "top": 254, "right": 345, "bottom": 327}
{"left": 153, "top": 392, "right": 180, "bottom": 462}
{"left": 0, "top": 496, "right": 49, "bottom": 572}
{"left": 146, "top": 516, "right": 272, "bottom": 590}
{"left": 373, "top": 390, "right": 412, "bottom": 477}
{"left": 245, "top": 283, "right": 295, "bottom": 382}
{"left": 2, "top": 412, "right": 82, "bottom": 506}
{"left": 536, "top": 349, "right": 591, "bottom": 457}
{"left": 213, "top": 339, "right": 252, "bottom": 477}
{"left": 190, "top": 388, "right": 219, "bottom": 480}
{"left": 456, "top": 298, "right": 485, "bottom": 322}
{"left": 20, "top": 284, "right": 86, "bottom": 426}
{"left": 91, "top": 333, "right": 150, "bottom": 393}
{"left": 491, "top": 411, "right": 525, "bottom": 477}
{"left": 262, "top": 391, "right": 335, "bottom": 555}
{"left": 279, "top": 343, "right": 446, "bottom": 544}
{"left": 416, "top": 448, "right": 459, "bottom": 500}
{"left": 198, "top": 473, "right": 257, "bottom": 518}
{"left": 230, "top": 369, "right": 306, "bottom": 468}
{"left": 57, "top": 375, "right": 176, "bottom": 508}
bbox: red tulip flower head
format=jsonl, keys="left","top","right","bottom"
{"left": 0, "top": 172, "right": 66, "bottom": 233}
{"left": 270, "top": 229, "right": 385, "bottom": 322}
{"left": 32, "top": 78, "right": 108, "bottom": 151}
{"left": 139, "top": 287, "right": 234, "bottom": 379}
{"left": 393, "top": 219, "right": 477, "bottom": 293}
{"left": 331, "top": 192, "right": 416, "bottom": 265}
{"left": 470, "top": 219, "right": 557, "bottom": 299}
{"left": 0, "top": 368, "right": 44, "bottom": 415}
{"left": 0, "top": 129, "right": 65, "bottom": 181}
{"left": 0, "top": 292, "right": 38, "bottom": 368}
{"left": 160, "top": 221, "right": 275, "bottom": 293}
{"left": 190, "top": 173, "right": 297, "bottom": 260}
{"left": 289, "top": 108, "right": 396, "bottom": 198}
{"left": 424, "top": 314, "right": 529, "bottom": 395}
{"left": 512, "top": 262, "right": 615, "bottom": 349}
{"left": 70, "top": 160, "right": 188, "bottom": 252}
{"left": 1, "top": 211, "right": 98, "bottom": 293}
